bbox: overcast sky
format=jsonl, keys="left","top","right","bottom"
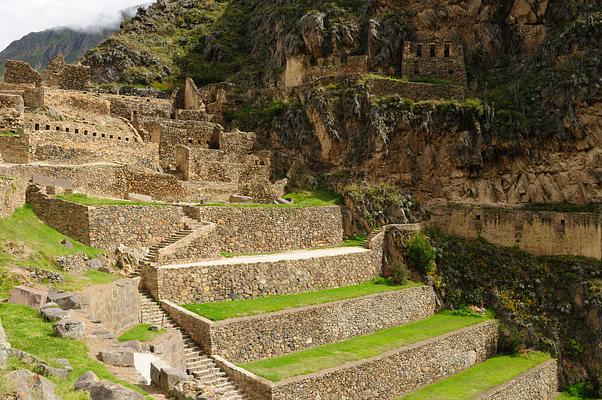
{"left": 0, "top": 0, "right": 154, "bottom": 52}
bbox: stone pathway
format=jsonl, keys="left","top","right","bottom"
{"left": 139, "top": 291, "right": 249, "bottom": 400}
{"left": 161, "top": 246, "right": 370, "bottom": 269}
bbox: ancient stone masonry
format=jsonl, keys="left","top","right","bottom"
{"left": 146, "top": 232, "right": 384, "bottom": 304}
{"left": 186, "top": 206, "right": 344, "bottom": 253}
{"left": 27, "top": 185, "right": 185, "bottom": 250}
{"left": 402, "top": 40, "right": 467, "bottom": 86}
{"left": 284, "top": 55, "right": 369, "bottom": 87}
{"left": 367, "top": 78, "right": 467, "bottom": 101}
{"left": 431, "top": 204, "right": 602, "bottom": 259}
{"left": 4, "top": 60, "right": 43, "bottom": 85}
{"left": 217, "top": 321, "right": 499, "bottom": 400}
{"left": 0, "top": 176, "right": 27, "bottom": 218}
{"left": 475, "top": 360, "right": 558, "bottom": 400}
{"left": 162, "top": 285, "right": 437, "bottom": 363}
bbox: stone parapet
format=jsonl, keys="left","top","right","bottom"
{"left": 187, "top": 206, "right": 345, "bottom": 253}
{"left": 153, "top": 234, "right": 384, "bottom": 304}
{"left": 162, "top": 285, "right": 436, "bottom": 363}
{"left": 219, "top": 320, "right": 499, "bottom": 400}
{"left": 476, "top": 359, "right": 558, "bottom": 400}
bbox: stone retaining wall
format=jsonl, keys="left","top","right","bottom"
{"left": 77, "top": 278, "right": 141, "bottom": 333}
{"left": 367, "top": 78, "right": 467, "bottom": 101}
{"left": 187, "top": 206, "right": 344, "bottom": 253}
{"left": 163, "top": 285, "right": 436, "bottom": 363}
{"left": 0, "top": 177, "right": 27, "bottom": 218}
{"left": 476, "top": 359, "right": 558, "bottom": 400}
{"left": 0, "top": 134, "right": 30, "bottom": 164}
{"left": 152, "top": 232, "right": 383, "bottom": 304}
{"left": 431, "top": 205, "right": 602, "bottom": 259}
{"left": 220, "top": 320, "right": 499, "bottom": 400}
{"left": 27, "top": 186, "right": 184, "bottom": 250}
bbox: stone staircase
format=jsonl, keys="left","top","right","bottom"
{"left": 139, "top": 291, "right": 249, "bottom": 400}
{"left": 141, "top": 215, "right": 203, "bottom": 266}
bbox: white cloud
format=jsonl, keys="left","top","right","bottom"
{"left": 0, "top": 0, "right": 154, "bottom": 51}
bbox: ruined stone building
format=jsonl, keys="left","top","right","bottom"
{"left": 402, "top": 40, "right": 467, "bottom": 86}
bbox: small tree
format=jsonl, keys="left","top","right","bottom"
{"left": 405, "top": 232, "right": 436, "bottom": 275}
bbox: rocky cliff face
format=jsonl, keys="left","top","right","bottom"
{"left": 85, "top": 0, "right": 601, "bottom": 207}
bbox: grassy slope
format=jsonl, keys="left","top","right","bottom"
{"left": 200, "top": 190, "right": 343, "bottom": 208}
{"left": 184, "top": 278, "right": 421, "bottom": 321}
{"left": 0, "top": 304, "right": 149, "bottom": 400}
{"left": 0, "top": 205, "right": 113, "bottom": 298}
{"left": 242, "top": 312, "right": 493, "bottom": 381}
{"left": 400, "top": 352, "right": 551, "bottom": 400}
{"left": 55, "top": 193, "right": 164, "bottom": 207}
{"left": 117, "top": 324, "right": 166, "bottom": 342}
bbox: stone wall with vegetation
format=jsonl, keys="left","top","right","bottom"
{"left": 163, "top": 286, "right": 436, "bottom": 363}
{"left": 188, "top": 206, "right": 344, "bottom": 253}
{"left": 424, "top": 228, "right": 602, "bottom": 395}
{"left": 432, "top": 205, "right": 602, "bottom": 259}
{"left": 220, "top": 321, "right": 498, "bottom": 400}
{"left": 77, "top": 278, "right": 142, "bottom": 333}
{"left": 476, "top": 359, "right": 558, "bottom": 400}
{"left": 0, "top": 177, "right": 27, "bottom": 218}
{"left": 153, "top": 233, "right": 384, "bottom": 304}
{"left": 367, "top": 78, "right": 467, "bottom": 101}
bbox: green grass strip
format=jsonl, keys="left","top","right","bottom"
{"left": 55, "top": 193, "right": 165, "bottom": 207}
{"left": 0, "top": 303, "right": 150, "bottom": 399}
{"left": 241, "top": 312, "right": 493, "bottom": 382}
{"left": 183, "top": 278, "right": 421, "bottom": 321}
{"left": 400, "top": 352, "right": 551, "bottom": 399}
{"left": 199, "top": 190, "right": 343, "bottom": 208}
{"left": 117, "top": 323, "right": 166, "bottom": 342}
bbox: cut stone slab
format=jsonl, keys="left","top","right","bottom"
{"left": 275, "top": 197, "right": 294, "bottom": 205}
{"left": 88, "top": 380, "right": 145, "bottom": 400}
{"left": 100, "top": 348, "right": 135, "bottom": 367}
{"left": 229, "top": 194, "right": 254, "bottom": 203}
{"left": 6, "top": 369, "right": 58, "bottom": 400}
{"left": 159, "top": 367, "right": 189, "bottom": 392}
{"left": 41, "top": 307, "right": 70, "bottom": 322}
{"left": 61, "top": 239, "right": 75, "bottom": 249}
{"left": 32, "top": 174, "right": 73, "bottom": 190}
{"left": 150, "top": 359, "right": 171, "bottom": 387}
{"left": 9, "top": 285, "right": 49, "bottom": 309}
{"left": 47, "top": 291, "right": 81, "bottom": 310}
{"left": 53, "top": 319, "right": 84, "bottom": 338}
{"left": 74, "top": 371, "right": 99, "bottom": 391}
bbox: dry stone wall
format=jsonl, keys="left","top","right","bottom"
{"left": 0, "top": 177, "right": 27, "bottom": 218}
{"left": 220, "top": 320, "right": 499, "bottom": 400}
{"left": 163, "top": 285, "right": 437, "bottom": 363}
{"left": 367, "top": 79, "right": 467, "bottom": 101}
{"left": 432, "top": 205, "right": 602, "bottom": 259}
{"left": 4, "top": 60, "right": 42, "bottom": 85}
{"left": 152, "top": 233, "right": 384, "bottom": 304}
{"left": 0, "top": 134, "right": 30, "bottom": 163}
{"left": 77, "top": 278, "right": 141, "bottom": 333}
{"left": 187, "top": 206, "right": 344, "bottom": 253}
{"left": 476, "top": 359, "right": 558, "bottom": 400}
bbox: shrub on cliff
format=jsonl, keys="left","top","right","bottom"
{"left": 405, "top": 232, "right": 436, "bottom": 275}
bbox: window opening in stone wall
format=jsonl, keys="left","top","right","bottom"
{"left": 444, "top": 45, "right": 450, "bottom": 58}
{"left": 101, "top": 134, "right": 105, "bottom": 138}
{"left": 416, "top": 44, "right": 422, "bottom": 57}
{"left": 93, "top": 132, "right": 97, "bottom": 137}
{"left": 34, "top": 124, "right": 39, "bottom": 130}
{"left": 413, "top": 62, "right": 420, "bottom": 75}
{"left": 56, "top": 126, "right": 60, "bottom": 131}
{"left": 476, "top": 215, "right": 481, "bottom": 221}
{"left": 449, "top": 69, "right": 454, "bottom": 75}
{"left": 126, "top": 138, "right": 129, "bottom": 142}
{"left": 75, "top": 129, "right": 79, "bottom": 134}
{"left": 66, "top": 128, "right": 69, "bottom": 133}
{"left": 46, "top": 125, "right": 50, "bottom": 130}
{"left": 110, "top": 135, "right": 114, "bottom": 139}
{"left": 430, "top": 44, "right": 436, "bottom": 58}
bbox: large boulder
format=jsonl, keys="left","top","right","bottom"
{"left": 115, "top": 245, "right": 147, "bottom": 272}
{"left": 159, "top": 367, "right": 189, "bottom": 393}
{"left": 9, "top": 286, "right": 49, "bottom": 309}
{"left": 99, "top": 348, "right": 135, "bottom": 367}
{"left": 300, "top": 11, "right": 326, "bottom": 60}
{"left": 5, "top": 369, "right": 58, "bottom": 400}
{"left": 52, "top": 319, "right": 84, "bottom": 338}
{"left": 41, "top": 307, "right": 70, "bottom": 322}
{"left": 88, "top": 380, "right": 145, "bottom": 400}
{"left": 46, "top": 291, "right": 81, "bottom": 310}
{"left": 74, "top": 371, "right": 99, "bottom": 391}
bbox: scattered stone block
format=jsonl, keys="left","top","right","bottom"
{"left": 275, "top": 197, "right": 294, "bottom": 205}
{"left": 41, "top": 307, "right": 70, "bottom": 322}
{"left": 74, "top": 371, "right": 99, "bottom": 391}
{"left": 52, "top": 319, "right": 84, "bottom": 339}
{"left": 159, "top": 367, "right": 189, "bottom": 392}
{"left": 32, "top": 174, "right": 74, "bottom": 190}
{"left": 99, "top": 348, "right": 135, "bottom": 367}
{"left": 127, "top": 193, "right": 153, "bottom": 202}
{"left": 229, "top": 194, "right": 254, "bottom": 204}
{"left": 6, "top": 369, "right": 58, "bottom": 400}
{"left": 86, "top": 258, "right": 104, "bottom": 271}
{"left": 61, "top": 239, "right": 75, "bottom": 249}
{"left": 150, "top": 325, "right": 161, "bottom": 332}
{"left": 150, "top": 360, "right": 171, "bottom": 387}
{"left": 9, "top": 285, "right": 49, "bottom": 309}
{"left": 38, "top": 363, "right": 71, "bottom": 379}
{"left": 41, "top": 302, "right": 59, "bottom": 309}
{"left": 47, "top": 291, "right": 81, "bottom": 310}
{"left": 89, "top": 380, "right": 145, "bottom": 400}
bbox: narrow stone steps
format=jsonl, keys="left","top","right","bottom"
{"left": 139, "top": 290, "right": 248, "bottom": 399}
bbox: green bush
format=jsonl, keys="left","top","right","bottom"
{"left": 405, "top": 232, "right": 436, "bottom": 275}
{"left": 390, "top": 261, "right": 409, "bottom": 285}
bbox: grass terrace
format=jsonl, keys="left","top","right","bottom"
{"left": 199, "top": 190, "right": 343, "bottom": 208}
{"left": 117, "top": 323, "right": 166, "bottom": 342}
{"left": 55, "top": 193, "right": 166, "bottom": 207}
{"left": 400, "top": 352, "right": 551, "bottom": 399}
{"left": 0, "top": 303, "right": 150, "bottom": 400}
{"left": 184, "top": 278, "right": 421, "bottom": 321}
{"left": 0, "top": 205, "right": 113, "bottom": 298}
{"left": 0, "top": 131, "right": 19, "bottom": 137}
{"left": 241, "top": 311, "right": 493, "bottom": 381}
